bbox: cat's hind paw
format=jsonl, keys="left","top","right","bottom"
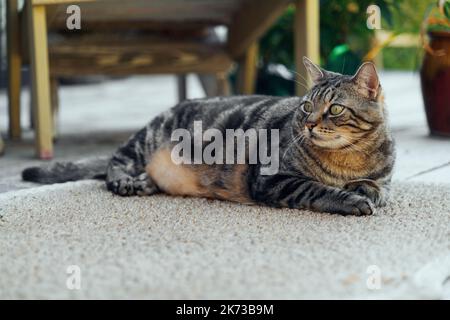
{"left": 133, "top": 173, "right": 159, "bottom": 196}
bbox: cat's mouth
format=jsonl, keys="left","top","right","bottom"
{"left": 306, "top": 128, "right": 334, "bottom": 140}
{"left": 310, "top": 132, "right": 328, "bottom": 140}
{"left": 305, "top": 130, "right": 348, "bottom": 149}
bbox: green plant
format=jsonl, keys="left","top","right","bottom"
{"left": 320, "top": 0, "right": 398, "bottom": 73}
{"left": 254, "top": 1, "right": 403, "bottom": 96}
{"left": 425, "top": 0, "right": 450, "bottom": 33}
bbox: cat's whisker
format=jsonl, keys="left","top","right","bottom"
{"left": 285, "top": 77, "right": 309, "bottom": 91}
{"left": 283, "top": 67, "right": 312, "bottom": 91}
{"left": 338, "top": 136, "right": 371, "bottom": 156}
{"left": 282, "top": 136, "right": 302, "bottom": 158}
{"left": 347, "top": 137, "right": 381, "bottom": 149}
{"left": 287, "top": 68, "right": 310, "bottom": 84}
{"left": 341, "top": 57, "right": 346, "bottom": 74}
{"left": 282, "top": 133, "right": 304, "bottom": 160}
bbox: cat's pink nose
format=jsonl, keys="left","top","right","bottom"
{"left": 306, "top": 122, "right": 317, "bottom": 131}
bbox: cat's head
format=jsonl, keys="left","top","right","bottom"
{"left": 296, "top": 57, "right": 386, "bottom": 150}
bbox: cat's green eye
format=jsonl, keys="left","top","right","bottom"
{"left": 302, "top": 102, "right": 313, "bottom": 113}
{"left": 329, "top": 104, "right": 345, "bottom": 116}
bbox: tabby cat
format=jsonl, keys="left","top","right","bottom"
{"left": 22, "top": 57, "right": 395, "bottom": 216}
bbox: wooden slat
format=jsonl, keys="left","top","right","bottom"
{"left": 294, "top": 0, "right": 320, "bottom": 96}
{"left": 47, "top": 20, "right": 221, "bottom": 32}
{"left": 32, "top": 0, "right": 96, "bottom": 5}
{"left": 48, "top": 35, "right": 233, "bottom": 76}
{"left": 227, "top": 0, "right": 290, "bottom": 58}
{"left": 49, "top": 53, "right": 232, "bottom": 76}
{"left": 45, "top": 0, "right": 242, "bottom": 27}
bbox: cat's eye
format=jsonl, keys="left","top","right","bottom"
{"left": 329, "top": 104, "right": 345, "bottom": 116}
{"left": 302, "top": 102, "right": 313, "bottom": 113}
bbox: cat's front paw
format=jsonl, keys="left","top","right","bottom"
{"left": 106, "top": 174, "right": 158, "bottom": 196}
{"left": 336, "top": 194, "right": 375, "bottom": 216}
{"left": 344, "top": 179, "right": 386, "bottom": 207}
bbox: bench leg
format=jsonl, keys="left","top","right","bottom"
{"left": 216, "top": 72, "right": 231, "bottom": 96}
{"left": 27, "top": 4, "right": 53, "bottom": 159}
{"left": 7, "top": 0, "right": 22, "bottom": 140}
{"left": 294, "top": 0, "right": 320, "bottom": 96}
{"left": 177, "top": 75, "right": 187, "bottom": 102}
{"left": 51, "top": 77, "right": 59, "bottom": 140}
{"left": 237, "top": 42, "right": 259, "bottom": 94}
{"left": 0, "top": 135, "right": 4, "bottom": 156}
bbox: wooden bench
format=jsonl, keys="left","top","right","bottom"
{"left": 7, "top": 0, "right": 319, "bottom": 159}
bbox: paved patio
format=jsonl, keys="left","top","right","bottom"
{"left": 1, "top": 71, "right": 449, "bottom": 191}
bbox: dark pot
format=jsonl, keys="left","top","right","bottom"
{"left": 420, "top": 31, "right": 450, "bottom": 137}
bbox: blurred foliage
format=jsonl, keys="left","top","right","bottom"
{"left": 320, "top": 0, "right": 399, "bottom": 74}
{"left": 382, "top": 47, "right": 419, "bottom": 70}
{"left": 446, "top": 0, "right": 450, "bottom": 18}
{"left": 426, "top": 0, "right": 450, "bottom": 33}
{"left": 252, "top": 0, "right": 444, "bottom": 96}
{"left": 259, "top": 1, "right": 400, "bottom": 75}
{"left": 390, "top": 0, "right": 435, "bottom": 34}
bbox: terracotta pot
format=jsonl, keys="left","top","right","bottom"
{"left": 420, "top": 31, "right": 450, "bottom": 137}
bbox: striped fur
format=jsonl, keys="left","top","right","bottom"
{"left": 22, "top": 59, "right": 395, "bottom": 216}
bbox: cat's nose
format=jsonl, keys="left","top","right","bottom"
{"left": 306, "top": 122, "right": 317, "bottom": 131}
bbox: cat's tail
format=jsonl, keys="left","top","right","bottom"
{"left": 22, "top": 157, "right": 110, "bottom": 184}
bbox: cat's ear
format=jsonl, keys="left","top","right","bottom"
{"left": 303, "top": 57, "right": 325, "bottom": 84}
{"left": 352, "top": 62, "right": 380, "bottom": 100}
